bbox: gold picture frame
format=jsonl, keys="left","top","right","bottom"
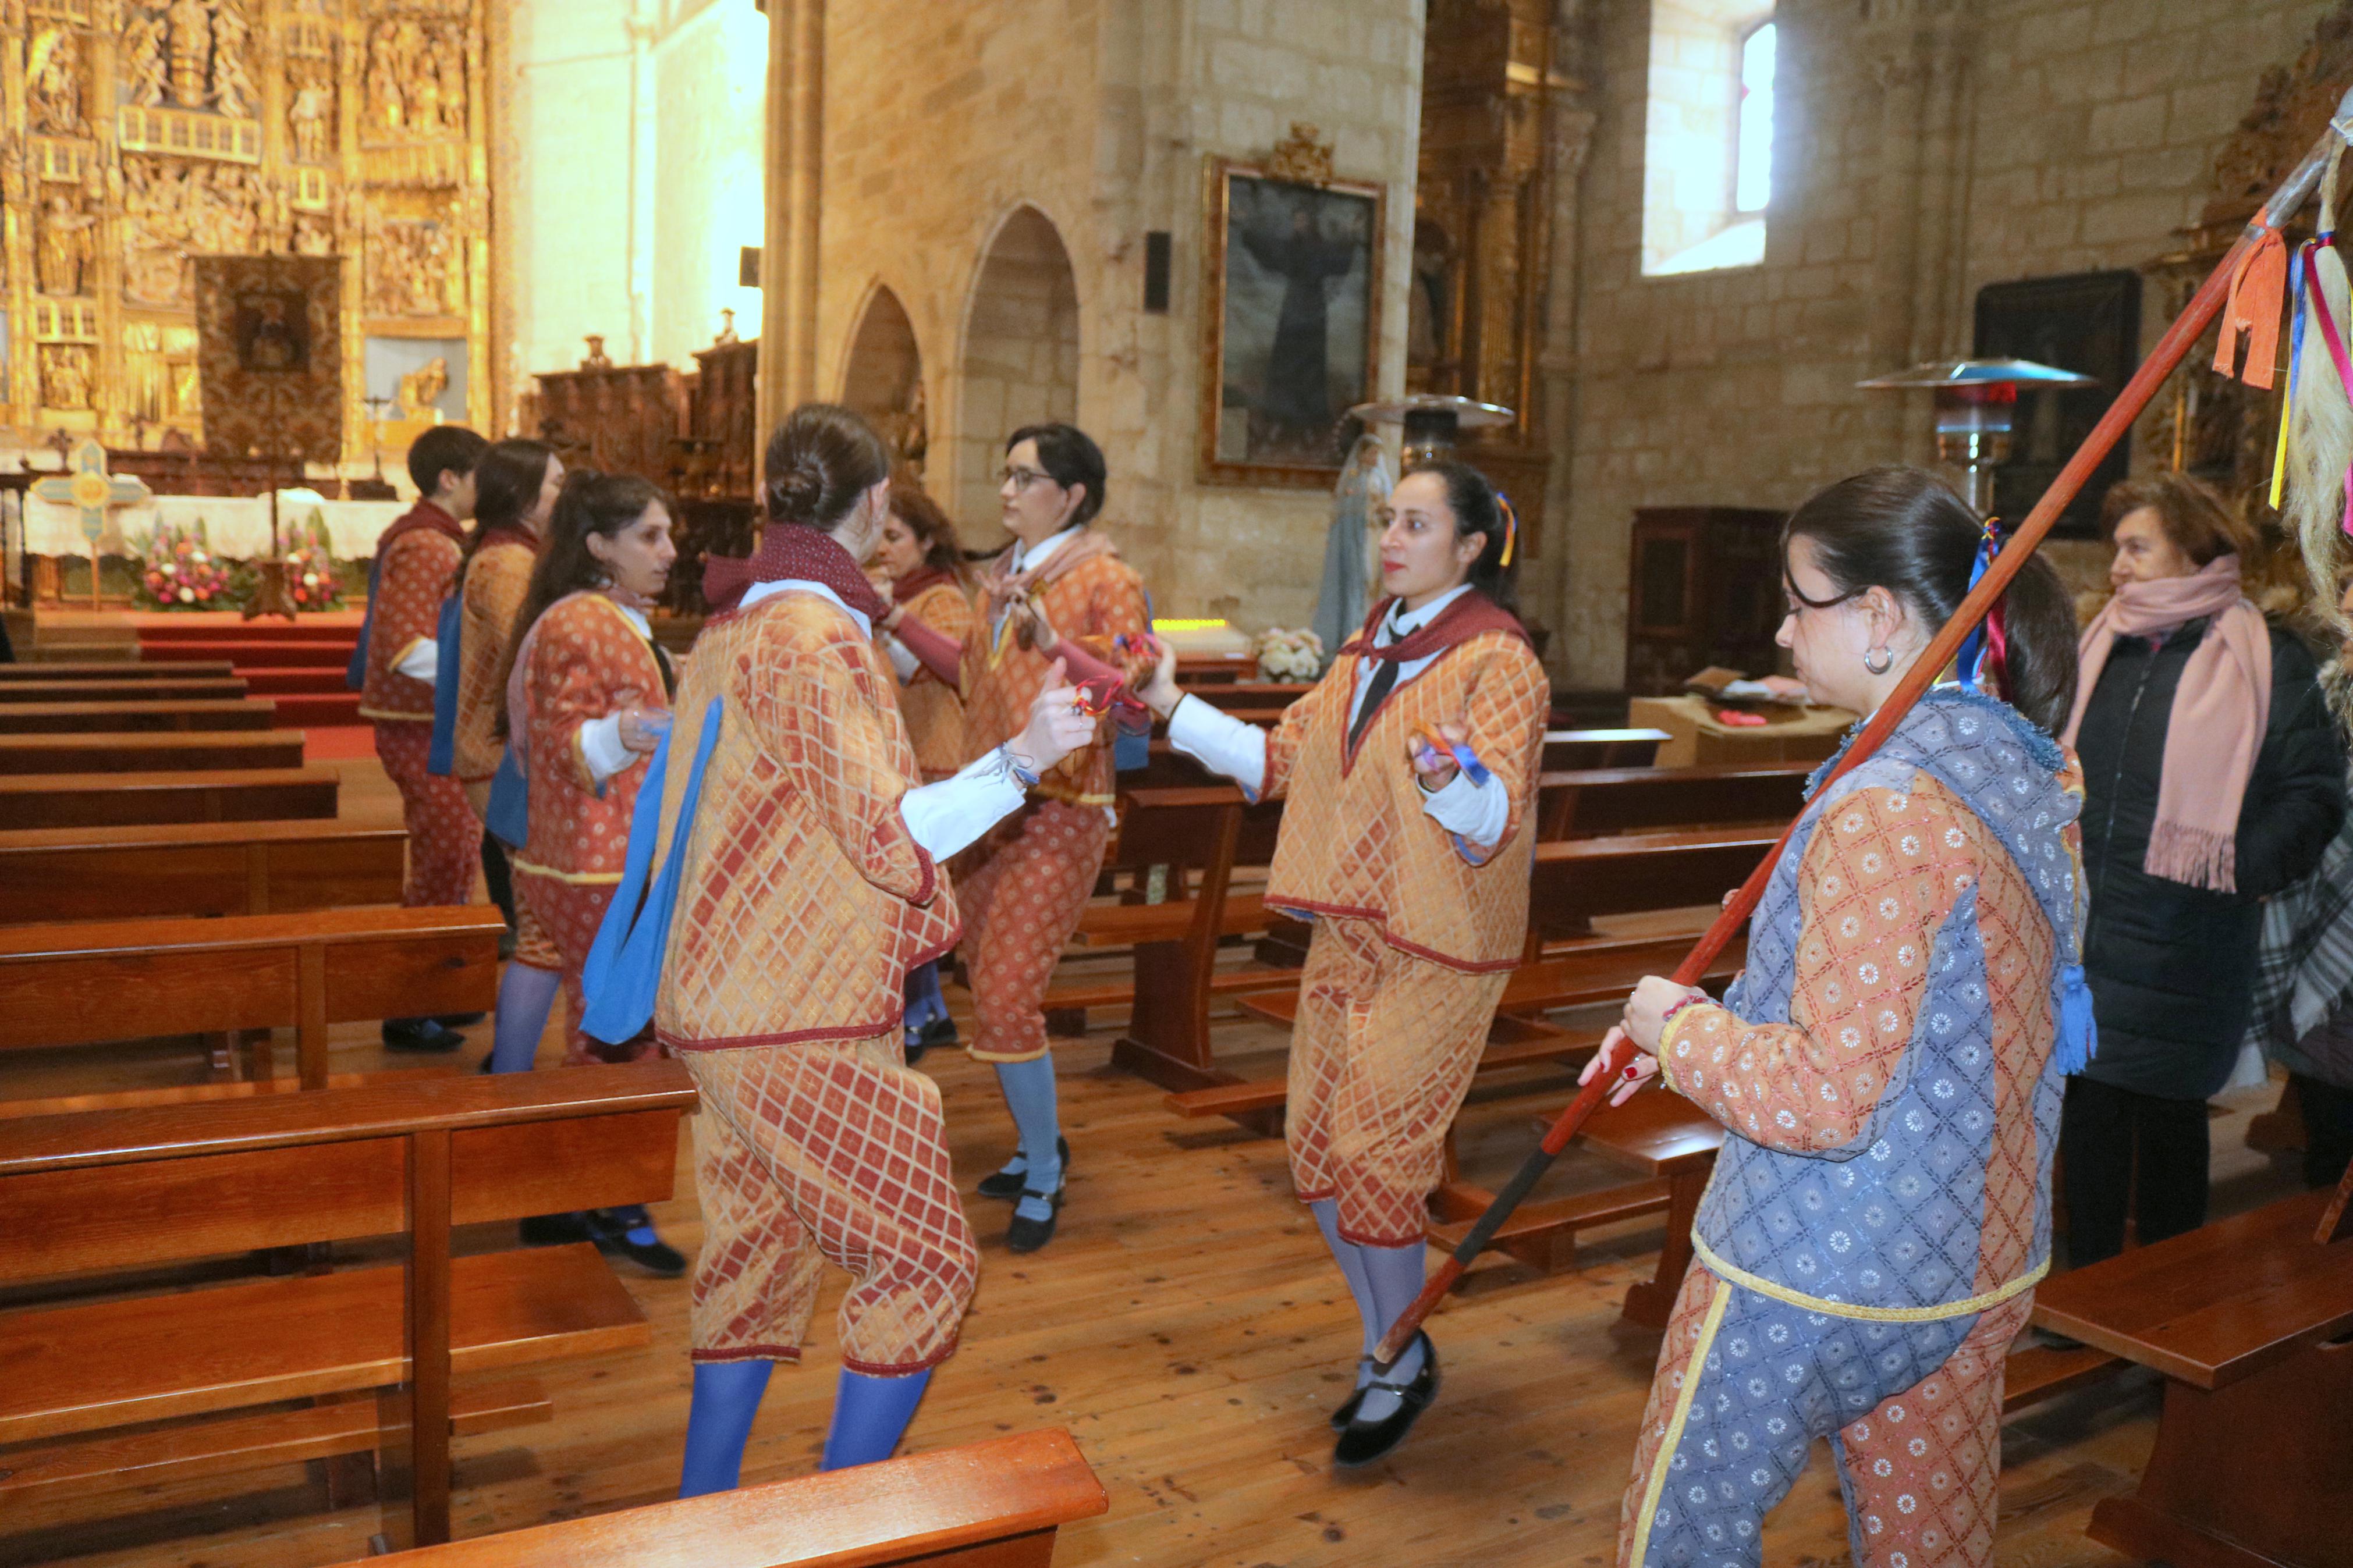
{"left": 1198, "top": 145, "right": 1385, "bottom": 488}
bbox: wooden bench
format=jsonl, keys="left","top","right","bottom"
{"left": 0, "top": 676, "right": 249, "bottom": 705}
{"left": 1543, "top": 727, "right": 1669, "bottom": 771}
{"left": 1538, "top": 760, "right": 1811, "bottom": 840}
{"left": 0, "top": 728, "right": 308, "bottom": 774}
{"left": 0, "top": 905, "right": 502, "bottom": 1092}
{"left": 346, "top": 1427, "right": 1109, "bottom": 1566}
{"left": 0, "top": 819, "right": 406, "bottom": 923}
{"left": 2027, "top": 1164, "right": 2353, "bottom": 1568}
{"left": 0, "top": 659, "right": 236, "bottom": 682}
{"left": 0, "top": 765, "right": 339, "bottom": 827}
{"left": 0, "top": 1062, "right": 696, "bottom": 1548}
{"left": 0, "top": 697, "right": 280, "bottom": 734}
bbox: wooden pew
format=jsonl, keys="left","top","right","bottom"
{"left": 0, "top": 906, "right": 502, "bottom": 1091}
{"left": 1543, "top": 727, "right": 1670, "bottom": 771}
{"left": 0, "top": 676, "right": 249, "bottom": 705}
{"left": 345, "top": 1427, "right": 1109, "bottom": 1567}
{"left": 0, "top": 819, "right": 406, "bottom": 923}
{"left": 0, "top": 697, "right": 280, "bottom": 734}
{"left": 0, "top": 1062, "right": 697, "bottom": 1547}
{"left": 0, "top": 728, "right": 308, "bottom": 774}
{"left": 2028, "top": 1166, "right": 2353, "bottom": 1568}
{"left": 1538, "top": 760, "right": 1810, "bottom": 840}
{"left": 0, "top": 765, "right": 338, "bottom": 827}
{"left": 0, "top": 659, "right": 235, "bottom": 682}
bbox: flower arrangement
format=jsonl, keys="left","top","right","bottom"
{"left": 1253, "top": 626, "right": 1324, "bottom": 682}
{"left": 134, "top": 516, "right": 236, "bottom": 611}
{"left": 282, "top": 509, "right": 344, "bottom": 611}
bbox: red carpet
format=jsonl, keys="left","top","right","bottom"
{"left": 136, "top": 613, "right": 365, "bottom": 729}
{"left": 303, "top": 725, "right": 379, "bottom": 762}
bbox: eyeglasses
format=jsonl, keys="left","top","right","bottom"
{"left": 999, "top": 466, "right": 1053, "bottom": 492}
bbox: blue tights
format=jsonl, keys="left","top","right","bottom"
{"left": 678, "top": 1361, "right": 933, "bottom": 1495}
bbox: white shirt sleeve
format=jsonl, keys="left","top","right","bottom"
{"left": 577, "top": 713, "right": 636, "bottom": 785}
{"left": 900, "top": 745, "right": 1031, "bottom": 861}
{"left": 1419, "top": 766, "right": 1511, "bottom": 848}
{"left": 393, "top": 637, "right": 439, "bottom": 683}
{"left": 883, "top": 635, "right": 922, "bottom": 684}
{"left": 1166, "top": 694, "right": 1268, "bottom": 795}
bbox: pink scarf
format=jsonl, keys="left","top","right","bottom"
{"left": 2061, "top": 554, "right": 2270, "bottom": 891}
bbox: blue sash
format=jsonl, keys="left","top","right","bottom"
{"left": 577, "top": 702, "right": 724, "bottom": 1047}
{"left": 426, "top": 592, "right": 463, "bottom": 775}
{"left": 347, "top": 552, "right": 386, "bottom": 690}
{"left": 484, "top": 742, "right": 528, "bottom": 850}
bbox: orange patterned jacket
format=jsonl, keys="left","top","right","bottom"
{"left": 651, "top": 589, "right": 960, "bottom": 1051}
{"left": 1258, "top": 624, "right": 1550, "bottom": 972}
{"left": 514, "top": 591, "right": 670, "bottom": 883}
{"left": 359, "top": 502, "right": 462, "bottom": 724}
{"left": 960, "top": 535, "right": 1151, "bottom": 807}
{"left": 453, "top": 534, "right": 535, "bottom": 785}
{"left": 883, "top": 577, "right": 977, "bottom": 781}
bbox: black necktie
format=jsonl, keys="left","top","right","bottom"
{"left": 1348, "top": 654, "right": 1399, "bottom": 749}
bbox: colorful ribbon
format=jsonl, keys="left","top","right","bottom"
{"left": 2298, "top": 239, "right": 2353, "bottom": 539}
{"left": 2214, "top": 229, "right": 2288, "bottom": 389}
{"left": 1411, "top": 726, "right": 1493, "bottom": 786}
{"left": 1954, "top": 514, "right": 2008, "bottom": 699}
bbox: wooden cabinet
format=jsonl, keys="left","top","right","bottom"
{"left": 1623, "top": 507, "right": 1786, "bottom": 696}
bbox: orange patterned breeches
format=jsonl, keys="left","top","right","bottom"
{"left": 952, "top": 798, "right": 1110, "bottom": 1064}
{"left": 1616, "top": 1264, "right": 2028, "bottom": 1568}
{"left": 513, "top": 866, "right": 654, "bottom": 1065}
{"left": 375, "top": 721, "right": 478, "bottom": 909}
{"left": 1286, "top": 916, "right": 1510, "bottom": 1249}
{"left": 681, "top": 1037, "right": 980, "bottom": 1375}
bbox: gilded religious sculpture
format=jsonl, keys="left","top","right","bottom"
{"left": 398, "top": 355, "right": 449, "bottom": 417}
{"left": 120, "top": 13, "right": 171, "bottom": 106}
{"left": 364, "top": 17, "right": 469, "bottom": 141}
{"left": 288, "top": 63, "right": 335, "bottom": 163}
{"left": 27, "top": 27, "right": 86, "bottom": 137}
{"left": 37, "top": 193, "right": 96, "bottom": 297}
{"left": 41, "top": 345, "right": 94, "bottom": 410}
{"left": 210, "top": 3, "right": 258, "bottom": 119}
{"left": 365, "top": 215, "right": 457, "bottom": 317}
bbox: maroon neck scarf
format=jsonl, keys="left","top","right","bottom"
{"left": 379, "top": 498, "right": 464, "bottom": 553}
{"left": 1339, "top": 590, "right": 1530, "bottom": 664}
{"left": 704, "top": 523, "right": 890, "bottom": 620}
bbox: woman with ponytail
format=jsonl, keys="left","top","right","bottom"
{"left": 1591, "top": 467, "right": 2091, "bottom": 1568}
{"left": 1132, "top": 458, "right": 1550, "bottom": 1469}
{"left": 576, "top": 404, "right": 1098, "bottom": 1496}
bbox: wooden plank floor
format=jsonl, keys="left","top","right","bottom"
{"left": 0, "top": 749, "right": 2306, "bottom": 1568}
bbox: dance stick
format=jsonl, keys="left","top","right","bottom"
{"left": 1374, "top": 93, "right": 2353, "bottom": 1368}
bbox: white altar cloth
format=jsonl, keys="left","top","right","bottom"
{"left": 24, "top": 492, "right": 408, "bottom": 560}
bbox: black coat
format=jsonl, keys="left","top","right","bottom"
{"left": 2077, "top": 617, "right": 2346, "bottom": 1099}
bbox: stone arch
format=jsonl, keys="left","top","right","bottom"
{"left": 840, "top": 283, "right": 928, "bottom": 477}
{"left": 954, "top": 204, "right": 1081, "bottom": 534}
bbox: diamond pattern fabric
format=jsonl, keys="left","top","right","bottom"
{"left": 1261, "top": 628, "right": 1550, "bottom": 972}
{"left": 959, "top": 549, "right": 1151, "bottom": 806}
{"left": 453, "top": 538, "right": 535, "bottom": 788}
{"left": 360, "top": 521, "right": 460, "bottom": 722}
{"left": 650, "top": 591, "right": 959, "bottom": 1052}
{"left": 1616, "top": 1264, "right": 2027, "bottom": 1568}
{"left": 885, "top": 579, "right": 977, "bottom": 780}
{"left": 683, "top": 1034, "right": 979, "bottom": 1375}
{"left": 953, "top": 799, "right": 1109, "bottom": 1064}
{"left": 514, "top": 867, "right": 655, "bottom": 1064}
{"left": 516, "top": 592, "right": 669, "bottom": 880}
{"left": 1286, "top": 915, "right": 1510, "bottom": 1246}
{"left": 375, "top": 720, "right": 475, "bottom": 908}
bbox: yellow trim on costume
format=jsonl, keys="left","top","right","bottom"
{"left": 357, "top": 705, "right": 435, "bottom": 722}
{"left": 1627, "top": 1278, "right": 1731, "bottom": 1568}
{"left": 1031, "top": 783, "right": 1116, "bottom": 807}
{"left": 509, "top": 854, "right": 625, "bottom": 886}
{"left": 1690, "top": 1235, "right": 2047, "bottom": 1322}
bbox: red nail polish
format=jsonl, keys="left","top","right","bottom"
{"left": 1623, "top": 1065, "right": 1639, "bottom": 1079}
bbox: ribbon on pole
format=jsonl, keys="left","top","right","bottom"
{"left": 1374, "top": 91, "right": 2353, "bottom": 1368}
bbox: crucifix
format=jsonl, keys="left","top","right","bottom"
{"left": 31, "top": 441, "right": 152, "bottom": 610}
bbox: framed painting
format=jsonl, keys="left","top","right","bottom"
{"left": 1974, "top": 269, "right": 2142, "bottom": 539}
{"left": 1199, "top": 152, "right": 1384, "bottom": 488}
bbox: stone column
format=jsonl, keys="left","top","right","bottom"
{"left": 1860, "top": 0, "right": 1970, "bottom": 458}
{"left": 1535, "top": 0, "right": 1597, "bottom": 676}
{"left": 757, "top": 0, "right": 823, "bottom": 460}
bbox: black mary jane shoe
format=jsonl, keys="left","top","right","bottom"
{"left": 904, "top": 1016, "right": 959, "bottom": 1067}
{"left": 1005, "top": 1186, "right": 1066, "bottom": 1254}
{"left": 977, "top": 1136, "right": 1071, "bottom": 1201}
{"left": 1332, "top": 1334, "right": 1439, "bottom": 1469}
{"left": 1330, "top": 1358, "right": 1377, "bottom": 1431}
{"left": 585, "top": 1208, "right": 688, "bottom": 1278}
{"left": 383, "top": 1016, "right": 466, "bottom": 1054}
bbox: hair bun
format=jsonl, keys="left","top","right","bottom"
{"left": 768, "top": 458, "right": 826, "bottom": 519}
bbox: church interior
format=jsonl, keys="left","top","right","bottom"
{"left": 5, "top": 1, "right": 2353, "bottom": 1566}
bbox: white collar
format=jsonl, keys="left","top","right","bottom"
{"left": 1011, "top": 525, "right": 1083, "bottom": 575}
{"left": 1379, "top": 583, "right": 1472, "bottom": 646}
{"left": 605, "top": 597, "right": 652, "bottom": 639}
{"left": 737, "top": 578, "right": 871, "bottom": 638}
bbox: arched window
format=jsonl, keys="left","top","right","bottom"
{"left": 1641, "top": 5, "right": 1773, "bottom": 276}
{"left": 1734, "top": 22, "right": 1776, "bottom": 215}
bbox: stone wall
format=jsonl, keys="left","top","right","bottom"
{"left": 812, "top": 0, "right": 1424, "bottom": 624}
{"left": 1539, "top": 0, "right": 2341, "bottom": 688}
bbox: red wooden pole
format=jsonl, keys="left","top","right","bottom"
{"left": 1374, "top": 97, "right": 2353, "bottom": 1368}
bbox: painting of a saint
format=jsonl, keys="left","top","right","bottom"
{"left": 235, "top": 291, "right": 309, "bottom": 372}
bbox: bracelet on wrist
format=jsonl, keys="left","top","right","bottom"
{"left": 1656, "top": 993, "right": 1708, "bottom": 1039}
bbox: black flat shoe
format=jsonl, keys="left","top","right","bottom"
{"left": 1005, "top": 1186, "right": 1066, "bottom": 1254}
{"left": 978, "top": 1136, "right": 1070, "bottom": 1201}
{"left": 436, "top": 1012, "right": 488, "bottom": 1028}
{"left": 1333, "top": 1334, "right": 1439, "bottom": 1469}
{"left": 904, "top": 1016, "right": 958, "bottom": 1065}
{"left": 520, "top": 1211, "right": 592, "bottom": 1246}
{"left": 1330, "top": 1358, "right": 1376, "bottom": 1431}
{"left": 586, "top": 1209, "right": 688, "bottom": 1277}
{"left": 383, "top": 1017, "right": 466, "bottom": 1054}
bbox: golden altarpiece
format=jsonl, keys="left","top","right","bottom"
{"left": 0, "top": 0, "right": 491, "bottom": 459}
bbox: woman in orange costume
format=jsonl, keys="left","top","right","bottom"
{"left": 359, "top": 424, "right": 487, "bottom": 1054}
{"left": 871, "top": 475, "right": 977, "bottom": 1060}
{"left": 1135, "top": 460, "right": 1549, "bottom": 1469}
{"left": 489, "top": 470, "right": 686, "bottom": 1275}
{"left": 941, "top": 423, "right": 1153, "bottom": 1253}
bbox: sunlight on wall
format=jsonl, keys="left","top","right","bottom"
{"left": 1641, "top": 1, "right": 1774, "bottom": 277}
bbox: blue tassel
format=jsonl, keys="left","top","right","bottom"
{"left": 2054, "top": 962, "right": 2097, "bottom": 1077}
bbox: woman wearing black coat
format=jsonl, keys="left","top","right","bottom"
{"left": 2061, "top": 473, "right": 2345, "bottom": 1264}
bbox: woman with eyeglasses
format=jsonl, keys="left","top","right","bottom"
{"left": 899, "top": 423, "right": 1154, "bottom": 1254}
{"left": 1131, "top": 458, "right": 1548, "bottom": 1469}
